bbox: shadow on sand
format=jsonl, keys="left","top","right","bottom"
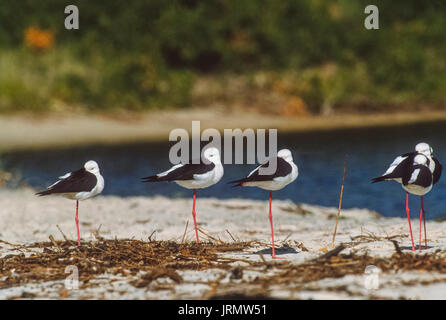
{"left": 400, "top": 245, "right": 434, "bottom": 251}
{"left": 254, "top": 245, "right": 298, "bottom": 256}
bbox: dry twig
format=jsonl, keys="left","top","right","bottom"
{"left": 197, "top": 228, "right": 225, "bottom": 244}
{"left": 181, "top": 220, "right": 189, "bottom": 244}
{"left": 331, "top": 155, "right": 348, "bottom": 248}
{"left": 56, "top": 224, "right": 70, "bottom": 243}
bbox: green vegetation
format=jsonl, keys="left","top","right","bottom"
{"left": 0, "top": 0, "right": 445, "bottom": 114}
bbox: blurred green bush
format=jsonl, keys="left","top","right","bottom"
{"left": 0, "top": 0, "right": 445, "bottom": 113}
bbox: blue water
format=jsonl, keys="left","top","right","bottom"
{"left": 3, "top": 122, "right": 446, "bottom": 218}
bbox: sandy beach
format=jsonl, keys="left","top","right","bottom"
{"left": 1, "top": 188, "right": 446, "bottom": 300}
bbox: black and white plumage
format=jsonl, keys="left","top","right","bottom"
{"left": 229, "top": 149, "right": 298, "bottom": 191}
{"left": 142, "top": 147, "right": 223, "bottom": 189}
{"left": 229, "top": 149, "right": 298, "bottom": 259}
{"left": 36, "top": 160, "right": 104, "bottom": 246}
{"left": 414, "top": 142, "right": 442, "bottom": 184}
{"left": 372, "top": 142, "right": 441, "bottom": 195}
{"left": 36, "top": 160, "right": 104, "bottom": 200}
{"left": 372, "top": 142, "right": 442, "bottom": 251}
{"left": 142, "top": 147, "right": 224, "bottom": 243}
{"left": 372, "top": 153, "right": 433, "bottom": 196}
{"left": 401, "top": 155, "right": 433, "bottom": 195}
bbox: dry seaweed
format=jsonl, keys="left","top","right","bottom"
{"left": 252, "top": 251, "right": 446, "bottom": 288}
{"left": 0, "top": 239, "right": 252, "bottom": 289}
{"left": 2, "top": 238, "right": 446, "bottom": 299}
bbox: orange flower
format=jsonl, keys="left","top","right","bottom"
{"left": 25, "top": 27, "right": 54, "bottom": 51}
{"left": 281, "top": 96, "right": 310, "bottom": 117}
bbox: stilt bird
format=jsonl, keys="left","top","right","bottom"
{"left": 372, "top": 143, "right": 442, "bottom": 251}
{"left": 229, "top": 149, "right": 298, "bottom": 259}
{"left": 36, "top": 160, "right": 104, "bottom": 246}
{"left": 142, "top": 147, "right": 224, "bottom": 243}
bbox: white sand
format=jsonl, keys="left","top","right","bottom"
{"left": 1, "top": 188, "right": 446, "bottom": 300}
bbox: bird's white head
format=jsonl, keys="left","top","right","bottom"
{"left": 203, "top": 147, "right": 221, "bottom": 164}
{"left": 84, "top": 160, "right": 100, "bottom": 174}
{"left": 278, "top": 149, "right": 293, "bottom": 162}
{"left": 415, "top": 142, "right": 433, "bottom": 157}
{"left": 414, "top": 154, "right": 429, "bottom": 166}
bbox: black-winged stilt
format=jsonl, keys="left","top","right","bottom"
{"left": 372, "top": 143, "right": 442, "bottom": 251}
{"left": 229, "top": 149, "right": 298, "bottom": 259}
{"left": 36, "top": 160, "right": 104, "bottom": 246}
{"left": 142, "top": 147, "right": 224, "bottom": 243}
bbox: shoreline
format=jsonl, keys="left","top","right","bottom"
{"left": 1, "top": 109, "right": 446, "bottom": 152}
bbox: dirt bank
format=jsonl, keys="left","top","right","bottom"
{"left": 2, "top": 109, "right": 446, "bottom": 152}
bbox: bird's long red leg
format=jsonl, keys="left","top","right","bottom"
{"left": 405, "top": 192, "right": 415, "bottom": 251}
{"left": 419, "top": 196, "right": 423, "bottom": 251}
{"left": 75, "top": 200, "right": 81, "bottom": 247}
{"left": 422, "top": 195, "right": 427, "bottom": 249}
{"left": 269, "top": 191, "right": 283, "bottom": 259}
{"left": 192, "top": 189, "right": 199, "bottom": 244}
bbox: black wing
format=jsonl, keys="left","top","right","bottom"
{"left": 402, "top": 164, "right": 432, "bottom": 187}
{"left": 433, "top": 157, "right": 442, "bottom": 185}
{"left": 142, "top": 162, "right": 215, "bottom": 182}
{"left": 371, "top": 152, "right": 416, "bottom": 183}
{"left": 229, "top": 157, "right": 292, "bottom": 185}
{"left": 36, "top": 168, "right": 97, "bottom": 196}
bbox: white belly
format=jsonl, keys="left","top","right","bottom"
{"left": 243, "top": 180, "right": 289, "bottom": 191}
{"left": 176, "top": 179, "right": 217, "bottom": 189}
{"left": 244, "top": 164, "right": 298, "bottom": 191}
{"left": 402, "top": 183, "right": 432, "bottom": 196}
{"left": 175, "top": 164, "right": 223, "bottom": 189}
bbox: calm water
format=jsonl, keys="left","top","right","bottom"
{"left": 3, "top": 122, "right": 446, "bottom": 218}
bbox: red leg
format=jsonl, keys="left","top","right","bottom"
{"left": 422, "top": 196, "right": 427, "bottom": 249}
{"left": 419, "top": 196, "right": 423, "bottom": 251}
{"left": 192, "top": 189, "right": 199, "bottom": 244}
{"left": 405, "top": 192, "right": 415, "bottom": 251}
{"left": 75, "top": 200, "right": 80, "bottom": 246}
{"left": 269, "top": 191, "right": 283, "bottom": 259}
